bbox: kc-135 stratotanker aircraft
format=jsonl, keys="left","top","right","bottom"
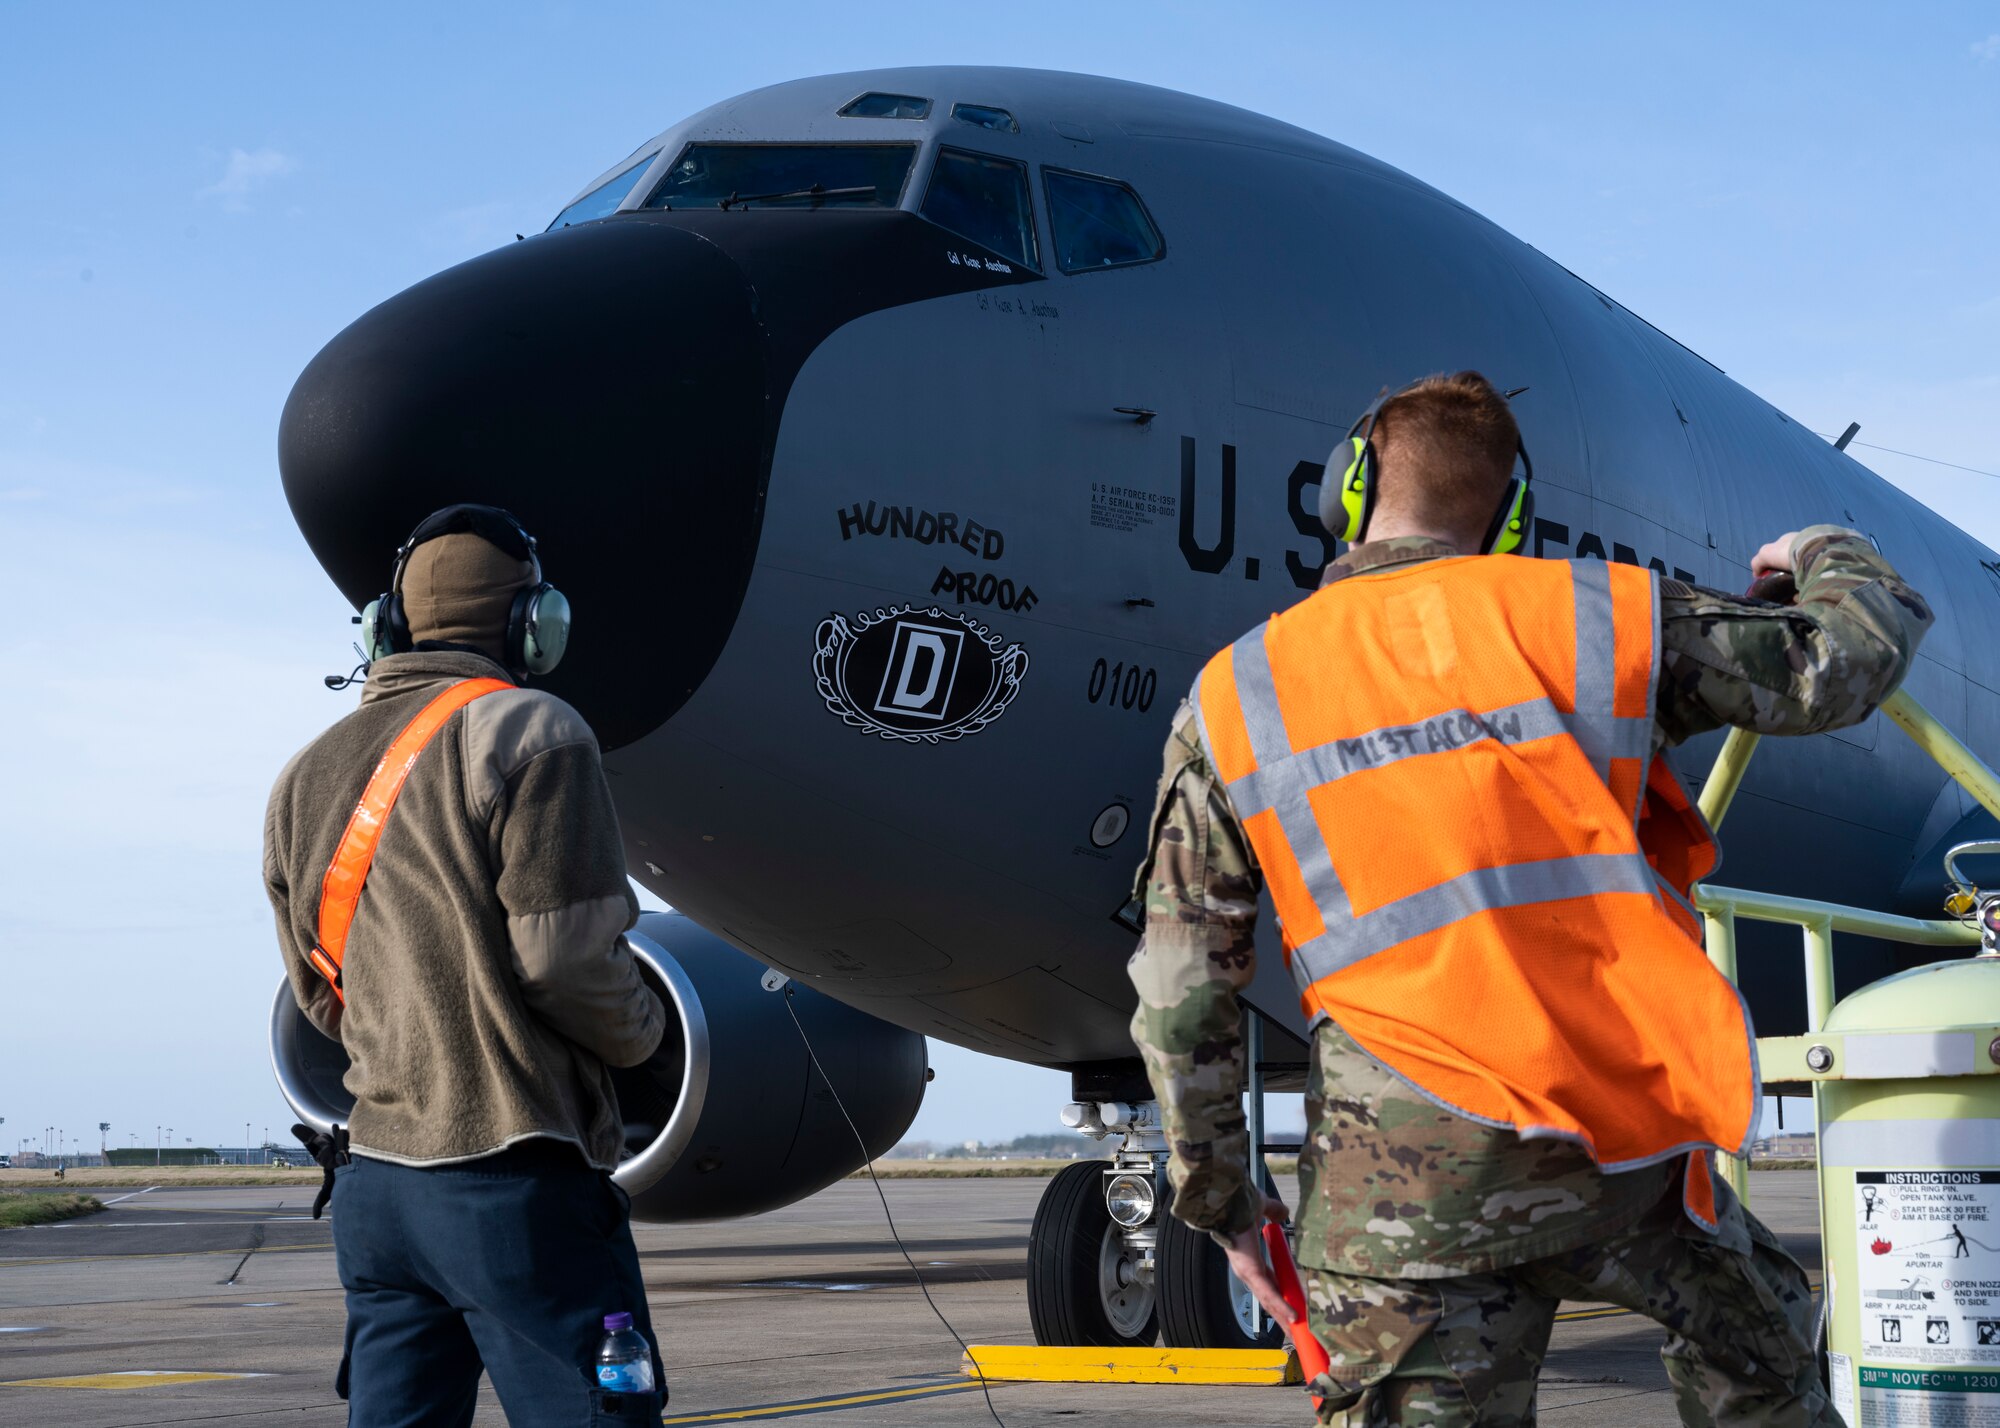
{"left": 270, "top": 66, "right": 2000, "bottom": 1350}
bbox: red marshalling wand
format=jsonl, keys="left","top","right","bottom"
{"left": 1262, "top": 1220, "right": 1332, "bottom": 1404}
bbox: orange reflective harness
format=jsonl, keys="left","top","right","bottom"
{"left": 307, "top": 678, "right": 514, "bottom": 1004}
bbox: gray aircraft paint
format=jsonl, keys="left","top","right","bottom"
{"left": 557, "top": 66, "right": 1998, "bottom": 1070}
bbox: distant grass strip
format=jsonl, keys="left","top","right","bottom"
{"left": 850, "top": 1158, "right": 1100, "bottom": 1179}
{"left": 851, "top": 1155, "right": 1817, "bottom": 1180}
{"left": 0, "top": 1167, "right": 321, "bottom": 1189}
{"left": 0, "top": 1192, "right": 101, "bottom": 1228}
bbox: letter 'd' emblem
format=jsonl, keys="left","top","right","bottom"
{"left": 876, "top": 622, "right": 964, "bottom": 721}
{"left": 814, "top": 604, "right": 1029, "bottom": 743}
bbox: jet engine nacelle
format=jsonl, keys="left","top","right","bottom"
{"left": 269, "top": 910, "right": 927, "bottom": 1220}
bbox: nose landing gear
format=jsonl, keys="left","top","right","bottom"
{"left": 1025, "top": 1099, "right": 1284, "bottom": 1350}
{"left": 1027, "top": 1157, "right": 1158, "bottom": 1346}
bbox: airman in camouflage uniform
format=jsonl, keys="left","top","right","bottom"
{"left": 1129, "top": 528, "right": 1933, "bottom": 1424}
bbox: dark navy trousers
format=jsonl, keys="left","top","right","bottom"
{"left": 330, "top": 1141, "right": 664, "bottom": 1426}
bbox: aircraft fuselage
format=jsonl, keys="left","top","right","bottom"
{"left": 279, "top": 67, "right": 2000, "bottom": 1078}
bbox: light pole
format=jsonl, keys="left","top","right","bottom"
{"left": 244, "top": 1122, "right": 251, "bottom": 1167}
{"left": 155, "top": 1125, "right": 162, "bottom": 1167}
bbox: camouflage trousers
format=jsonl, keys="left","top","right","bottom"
{"left": 1299, "top": 1184, "right": 1831, "bottom": 1426}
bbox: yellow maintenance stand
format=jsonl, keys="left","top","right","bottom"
{"left": 1701, "top": 690, "right": 2000, "bottom": 1425}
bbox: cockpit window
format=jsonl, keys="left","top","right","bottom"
{"left": 839, "top": 92, "right": 932, "bottom": 120}
{"left": 642, "top": 144, "right": 916, "bottom": 210}
{"left": 951, "top": 103, "right": 1018, "bottom": 134}
{"left": 920, "top": 148, "right": 1038, "bottom": 271}
{"left": 1043, "top": 169, "right": 1164, "bottom": 274}
{"left": 545, "top": 153, "right": 658, "bottom": 231}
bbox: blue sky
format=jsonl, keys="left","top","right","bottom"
{"left": 2, "top": 5, "right": 1997, "bottom": 1158}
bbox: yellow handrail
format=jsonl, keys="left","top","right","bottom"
{"left": 1701, "top": 689, "right": 2000, "bottom": 834}
{"left": 1882, "top": 687, "right": 2000, "bottom": 825}
{"left": 1694, "top": 885, "right": 1979, "bottom": 948}
{"left": 1692, "top": 688, "right": 1999, "bottom": 1202}
{"left": 1696, "top": 727, "right": 1762, "bottom": 828}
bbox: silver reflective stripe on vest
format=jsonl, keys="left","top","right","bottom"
{"left": 1569, "top": 561, "right": 1659, "bottom": 793}
{"left": 1571, "top": 559, "right": 1619, "bottom": 783}
{"left": 1229, "top": 624, "right": 1293, "bottom": 770}
{"left": 1288, "top": 850, "right": 1660, "bottom": 983}
{"left": 1636, "top": 565, "right": 1666, "bottom": 827}
{"left": 1226, "top": 697, "right": 1571, "bottom": 814}
{"left": 1230, "top": 626, "right": 1355, "bottom": 933}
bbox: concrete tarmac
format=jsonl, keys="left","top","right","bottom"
{"left": 0, "top": 1171, "right": 1821, "bottom": 1425}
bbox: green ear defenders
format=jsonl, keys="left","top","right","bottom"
{"left": 1320, "top": 386, "right": 1537, "bottom": 556}
{"left": 1479, "top": 455, "right": 1536, "bottom": 558}
{"left": 358, "top": 504, "right": 571, "bottom": 675}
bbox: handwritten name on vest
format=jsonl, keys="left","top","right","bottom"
{"left": 837, "top": 502, "right": 1005, "bottom": 561}
{"left": 1335, "top": 708, "right": 1527, "bottom": 773}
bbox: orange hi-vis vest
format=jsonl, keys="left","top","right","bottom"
{"left": 308, "top": 677, "right": 514, "bottom": 1004}
{"left": 1192, "top": 556, "right": 1758, "bottom": 1229}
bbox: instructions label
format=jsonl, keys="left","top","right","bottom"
{"left": 1857, "top": 1172, "right": 2000, "bottom": 1365}
{"left": 1857, "top": 1366, "right": 2000, "bottom": 1425}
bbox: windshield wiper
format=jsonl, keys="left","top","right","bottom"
{"left": 718, "top": 184, "right": 877, "bottom": 211}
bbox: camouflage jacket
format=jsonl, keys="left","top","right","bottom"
{"left": 1128, "top": 528, "right": 1933, "bottom": 1276}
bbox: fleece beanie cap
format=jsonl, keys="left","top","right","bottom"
{"left": 401, "top": 531, "right": 536, "bottom": 659}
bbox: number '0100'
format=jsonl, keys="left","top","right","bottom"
{"left": 1088, "top": 659, "right": 1157, "bottom": 713}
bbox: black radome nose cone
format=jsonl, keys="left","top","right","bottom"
{"left": 279, "top": 220, "right": 766, "bottom": 750}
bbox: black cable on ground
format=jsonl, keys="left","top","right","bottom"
{"left": 780, "top": 987, "right": 1007, "bottom": 1428}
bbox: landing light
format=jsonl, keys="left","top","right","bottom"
{"left": 1106, "top": 1173, "right": 1156, "bottom": 1228}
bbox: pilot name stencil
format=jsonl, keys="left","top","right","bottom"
{"left": 837, "top": 502, "right": 1005, "bottom": 560}
{"left": 948, "top": 251, "right": 1013, "bottom": 275}
{"left": 814, "top": 604, "right": 1029, "bottom": 744}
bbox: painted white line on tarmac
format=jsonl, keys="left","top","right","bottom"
{"left": 46, "top": 1219, "right": 332, "bottom": 1229}
{"left": 98, "top": 1188, "right": 158, "bottom": 1205}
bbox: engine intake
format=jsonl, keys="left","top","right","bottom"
{"left": 269, "top": 911, "right": 927, "bottom": 1220}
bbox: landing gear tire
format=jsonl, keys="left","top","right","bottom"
{"left": 1027, "top": 1160, "right": 1158, "bottom": 1346}
{"left": 1155, "top": 1191, "right": 1286, "bottom": 1350}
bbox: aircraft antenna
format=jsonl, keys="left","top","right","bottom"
{"left": 1835, "top": 422, "right": 1861, "bottom": 451}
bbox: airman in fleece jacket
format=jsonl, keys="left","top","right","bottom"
{"left": 263, "top": 648, "right": 664, "bottom": 1171}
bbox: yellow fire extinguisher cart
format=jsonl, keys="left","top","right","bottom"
{"left": 1698, "top": 691, "right": 2000, "bottom": 1426}
{"left": 1812, "top": 924, "right": 2000, "bottom": 1424}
